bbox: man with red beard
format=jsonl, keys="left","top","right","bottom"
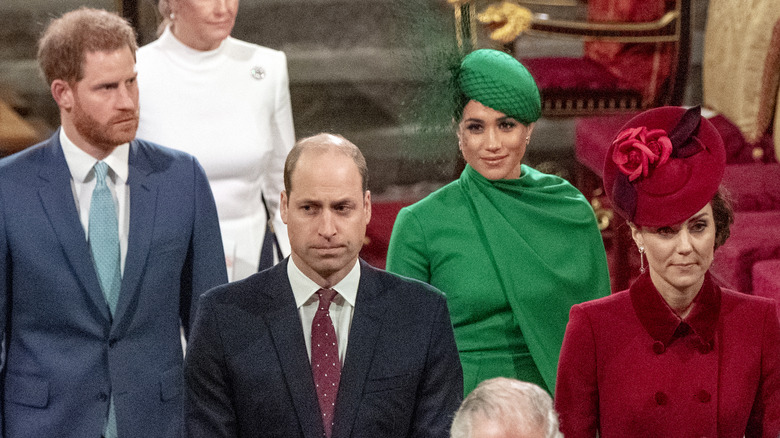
{"left": 0, "top": 8, "right": 227, "bottom": 438}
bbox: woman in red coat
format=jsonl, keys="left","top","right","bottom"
{"left": 555, "top": 106, "right": 780, "bottom": 437}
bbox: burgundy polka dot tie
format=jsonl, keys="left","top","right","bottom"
{"left": 311, "top": 288, "right": 341, "bottom": 438}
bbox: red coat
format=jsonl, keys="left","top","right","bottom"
{"left": 555, "top": 273, "right": 780, "bottom": 438}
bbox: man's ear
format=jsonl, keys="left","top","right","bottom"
{"left": 51, "top": 79, "right": 74, "bottom": 111}
{"left": 363, "top": 190, "right": 371, "bottom": 224}
{"left": 280, "top": 191, "right": 289, "bottom": 224}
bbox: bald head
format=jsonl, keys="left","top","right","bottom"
{"left": 284, "top": 133, "right": 369, "bottom": 197}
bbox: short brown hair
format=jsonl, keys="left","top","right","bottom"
{"left": 712, "top": 187, "right": 734, "bottom": 250}
{"left": 284, "top": 133, "right": 369, "bottom": 196}
{"left": 37, "top": 7, "right": 137, "bottom": 85}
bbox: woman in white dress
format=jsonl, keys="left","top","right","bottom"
{"left": 136, "top": 0, "right": 295, "bottom": 281}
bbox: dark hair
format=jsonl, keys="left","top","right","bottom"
{"left": 283, "top": 133, "right": 368, "bottom": 196}
{"left": 712, "top": 187, "right": 734, "bottom": 250}
{"left": 37, "top": 7, "right": 137, "bottom": 85}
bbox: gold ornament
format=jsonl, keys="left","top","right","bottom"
{"left": 477, "top": 1, "right": 533, "bottom": 44}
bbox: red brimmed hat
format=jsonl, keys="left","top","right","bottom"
{"left": 603, "top": 106, "right": 726, "bottom": 227}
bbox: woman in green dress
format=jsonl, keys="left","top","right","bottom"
{"left": 386, "top": 49, "right": 611, "bottom": 395}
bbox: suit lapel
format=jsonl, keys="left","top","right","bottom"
{"left": 332, "top": 261, "right": 387, "bottom": 438}
{"left": 112, "top": 141, "right": 158, "bottom": 328}
{"left": 37, "top": 135, "right": 111, "bottom": 321}
{"left": 264, "top": 263, "right": 325, "bottom": 438}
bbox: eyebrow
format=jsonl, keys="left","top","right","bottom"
{"left": 295, "top": 197, "right": 357, "bottom": 206}
{"left": 91, "top": 73, "right": 137, "bottom": 89}
{"left": 463, "top": 116, "right": 516, "bottom": 123}
{"left": 91, "top": 80, "right": 119, "bottom": 90}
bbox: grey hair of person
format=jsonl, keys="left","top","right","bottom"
{"left": 283, "top": 133, "right": 369, "bottom": 196}
{"left": 450, "top": 377, "right": 563, "bottom": 438}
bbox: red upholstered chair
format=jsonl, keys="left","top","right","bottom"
{"left": 698, "top": 1, "right": 780, "bottom": 301}
{"left": 359, "top": 201, "right": 410, "bottom": 270}
{"left": 574, "top": 113, "right": 636, "bottom": 290}
{"left": 518, "top": 0, "right": 691, "bottom": 117}
{"left": 709, "top": 164, "right": 780, "bottom": 295}
{"left": 752, "top": 260, "right": 780, "bottom": 321}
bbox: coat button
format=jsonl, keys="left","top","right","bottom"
{"left": 697, "top": 390, "right": 711, "bottom": 403}
{"left": 652, "top": 341, "right": 665, "bottom": 354}
{"left": 108, "top": 339, "right": 116, "bottom": 348}
{"left": 655, "top": 391, "right": 668, "bottom": 405}
{"left": 98, "top": 392, "right": 108, "bottom": 402}
{"left": 698, "top": 340, "right": 713, "bottom": 354}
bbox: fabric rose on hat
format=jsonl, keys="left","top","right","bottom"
{"left": 611, "top": 126, "right": 673, "bottom": 181}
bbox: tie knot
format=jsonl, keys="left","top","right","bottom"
{"left": 94, "top": 161, "right": 109, "bottom": 184}
{"left": 316, "top": 288, "right": 338, "bottom": 309}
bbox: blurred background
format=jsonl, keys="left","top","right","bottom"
{"left": 0, "top": 0, "right": 710, "bottom": 196}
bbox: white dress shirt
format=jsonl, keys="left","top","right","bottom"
{"left": 59, "top": 129, "right": 130, "bottom": 273}
{"left": 288, "top": 258, "right": 359, "bottom": 364}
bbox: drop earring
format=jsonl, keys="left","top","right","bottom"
{"left": 638, "top": 246, "right": 646, "bottom": 274}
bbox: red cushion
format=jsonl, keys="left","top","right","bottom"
{"left": 523, "top": 57, "right": 621, "bottom": 91}
{"left": 722, "top": 163, "right": 780, "bottom": 212}
{"left": 583, "top": 0, "right": 676, "bottom": 100}
{"left": 575, "top": 113, "right": 638, "bottom": 177}
{"left": 708, "top": 114, "right": 777, "bottom": 164}
{"left": 711, "top": 211, "right": 780, "bottom": 293}
{"left": 359, "top": 201, "right": 410, "bottom": 269}
{"left": 752, "top": 260, "right": 780, "bottom": 318}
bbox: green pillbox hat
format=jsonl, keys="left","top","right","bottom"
{"left": 457, "top": 49, "right": 541, "bottom": 125}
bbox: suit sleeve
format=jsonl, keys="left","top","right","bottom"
{"left": 555, "top": 304, "right": 599, "bottom": 438}
{"left": 185, "top": 293, "right": 239, "bottom": 438}
{"left": 746, "top": 302, "right": 780, "bottom": 438}
{"left": 180, "top": 158, "right": 228, "bottom": 336}
{"left": 0, "top": 186, "right": 7, "bottom": 435}
{"left": 262, "top": 52, "right": 295, "bottom": 257}
{"left": 409, "top": 294, "right": 463, "bottom": 438}
{"left": 386, "top": 208, "right": 431, "bottom": 283}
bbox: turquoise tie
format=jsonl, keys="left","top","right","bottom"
{"left": 88, "top": 161, "right": 120, "bottom": 438}
{"left": 89, "top": 161, "right": 121, "bottom": 313}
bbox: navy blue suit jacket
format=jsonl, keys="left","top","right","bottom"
{"left": 185, "top": 258, "right": 463, "bottom": 438}
{"left": 0, "top": 132, "right": 227, "bottom": 437}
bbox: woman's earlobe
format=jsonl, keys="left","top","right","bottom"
{"left": 629, "top": 223, "right": 644, "bottom": 248}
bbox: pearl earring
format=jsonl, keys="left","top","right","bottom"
{"left": 638, "top": 246, "right": 646, "bottom": 274}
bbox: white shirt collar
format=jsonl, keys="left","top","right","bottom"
{"left": 288, "top": 257, "right": 360, "bottom": 309}
{"left": 59, "top": 128, "right": 130, "bottom": 183}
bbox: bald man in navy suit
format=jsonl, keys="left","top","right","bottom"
{"left": 185, "top": 133, "right": 463, "bottom": 438}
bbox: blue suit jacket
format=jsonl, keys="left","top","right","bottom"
{"left": 0, "top": 133, "right": 227, "bottom": 437}
{"left": 185, "top": 259, "right": 463, "bottom": 438}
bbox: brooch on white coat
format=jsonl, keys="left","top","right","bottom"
{"left": 250, "top": 66, "right": 266, "bottom": 80}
